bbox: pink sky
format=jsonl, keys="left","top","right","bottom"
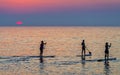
{"left": 0, "top": 0, "right": 120, "bottom": 14}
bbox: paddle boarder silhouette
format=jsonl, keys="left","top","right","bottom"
{"left": 105, "top": 42, "right": 111, "bottom": 62}
{"left": 40, "top": 40, "right": 47, "bottom": 56}
{"left": 81, "top": 40, "right": 86, "bottom": 56}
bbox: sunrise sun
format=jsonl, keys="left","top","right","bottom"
{"left": 16, "top": 21, "right": 23, "bottom": 25}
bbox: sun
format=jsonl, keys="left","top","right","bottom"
{"left": 16, "top": 21, "right": 23, "bottom": 25}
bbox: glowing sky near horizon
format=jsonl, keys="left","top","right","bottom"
{"left": 0, "top": 0, "right": 120, "bottom": 26}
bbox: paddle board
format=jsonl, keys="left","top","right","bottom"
{"left": 76, "top": 54, "right": 92, "bottom": 57}
{"left": 86, "top": 58, "right": 116, "bottom": 62}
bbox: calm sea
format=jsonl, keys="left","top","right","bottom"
{"left": 0, "top": 26, "right": 120, "bottom": 75}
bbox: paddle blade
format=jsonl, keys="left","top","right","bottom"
{"left": 89, "top": 52, "right": 92, "bottom": 55}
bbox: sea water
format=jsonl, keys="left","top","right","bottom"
{"left": 0, "top": 26, "right": 120, "bottom": 75}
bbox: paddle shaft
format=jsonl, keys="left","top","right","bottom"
{"left": 86, "top": 47, "right": 90, "bottom": 52}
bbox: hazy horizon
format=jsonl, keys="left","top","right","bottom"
{"left": 0, "top": 25, "right": 120, "bottom": 27}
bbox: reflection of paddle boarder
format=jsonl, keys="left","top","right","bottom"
{"left": 81, "top": 40, "right": 86, "bottom": 56}
{"left": 104, "top": 61, "right": 110, "bottom": 75}
{"left": 40, "top": 56, "right": 43, "bottom": 63}
{"left": 40, "top": 40, "right": 47, "bottom": 56}
{"left": 81, "top": 55, "right": 85, "bottom": 65}
{"left": 105, "top": 42, "right": 111, "bottom": 61}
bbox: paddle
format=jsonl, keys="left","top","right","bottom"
{"left": 86, "top": 47, "right": 92, "bottom": 55}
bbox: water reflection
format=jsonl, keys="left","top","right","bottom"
{"left": 39, "top": 56, "right": 45, "bottom": 74}
{"left": 104, "top": 62, "right": 111, "bottom": 75}
{"left": 39, "top": 63, "right": 45, "bottom": 75}
{"left": 80, "top": 55, "right": 86, "bottom": 75}
{"left": 0, "top": 27, "right": 119, "bottom": 75}
{"left": 40, "top": 55, "right": 44, "bottom": 63}
{"left": 40, "top": 62, "right": 44, "bottom": 70}
{"left": 81, "top": 55, "right": 86, "bottom": 67}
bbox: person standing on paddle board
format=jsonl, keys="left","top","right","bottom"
{"left": 105, "top": 42, "right": 111, "bottom": 60}
{"left": 40, "top": 40, "right": 47, "bottom": 56}
{"left": 81, "top": 40, "right": 86, "bottom": 56}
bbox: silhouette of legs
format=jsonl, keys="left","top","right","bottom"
{"left": 40, "top": 49, "right": 43, "bottom": 56}
{"left": 40, "top": 49, "right": 43, "bottom": 63}
{"left": 107, "top": 54, "right": 109, "bottom": 60}
{"left": 82, "top": 49, "right": 85, "bottom": 56}
{"left": 105, "top": 53, "right": 109, "bottom": 63}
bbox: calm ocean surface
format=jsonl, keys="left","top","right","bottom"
{"left": 0, "top": 26, "right": 120, "bottom": 75}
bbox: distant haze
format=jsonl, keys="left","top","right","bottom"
{"left": 0, "top": 0, "right": 120, "bottom": 26}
